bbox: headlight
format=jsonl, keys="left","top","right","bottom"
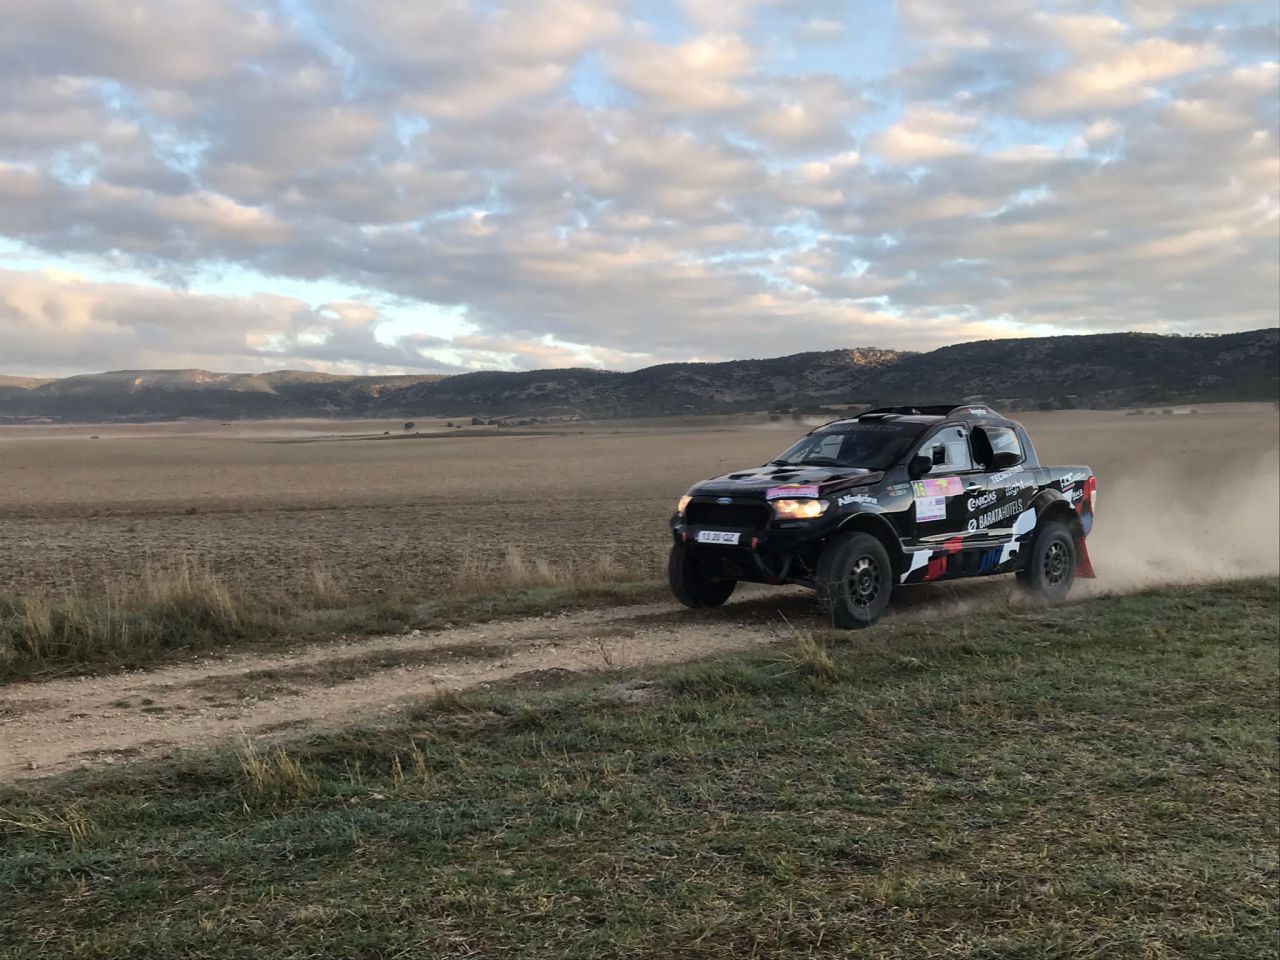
{"left": 677, "top": 494, "right": 692, "bottom": 515}
{"left": 771, "top": 498, "right": 829, "bottom": 520}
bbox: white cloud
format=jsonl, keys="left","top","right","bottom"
{"left": 0, "top": 269, "right": 437, "bottom": 375}
{"left": 1026, "top": 37, "right": 1223, "bottom": 114}
{"left": 797, "top": 17, "right": 846, "bottom": 41}
{"left": 871, "top": 106, "right": 978, "bottom": 162}
{"left": 608, "top": 32, "right": 754, "bottom": 111}
{"left": 1123, "top": 0, "right": 1244, "bottom": 30}
{"left": 0, "top": 0, "right": 1275, "bottom": 376}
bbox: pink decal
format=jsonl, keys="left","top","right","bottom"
{"left": 766, "top": 483, "right": 820, "bottom": 500}
{"left": 911, "top": 476, "right": 963, "bottom": 498}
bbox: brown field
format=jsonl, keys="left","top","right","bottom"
{"left": 2, "top": 404, "right": 1277, "bottom": 778}
{"left": 2, "top": 404, "right": 1277, "bottom": 601}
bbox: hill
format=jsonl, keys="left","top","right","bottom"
{"left": 0, "top": 329, "right": 1275, "bottom": 422}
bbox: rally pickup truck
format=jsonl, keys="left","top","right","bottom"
{"left": 669, "top": 404, "right": 1096, "bottom": 627}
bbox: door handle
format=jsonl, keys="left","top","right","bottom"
{"left": 965, "top": 483, "right": 982, "bottom": 492}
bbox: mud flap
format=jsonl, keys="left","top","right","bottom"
{"left": 1076, "top": 537, "right": 1096, "bottom": 578}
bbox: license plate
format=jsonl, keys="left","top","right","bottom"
{"left": 696, "top": 530, "right": 741, "bottom": 545}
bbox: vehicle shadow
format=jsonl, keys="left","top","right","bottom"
{"left": 630, "top": 577, "right": 1019, "bottom": 631}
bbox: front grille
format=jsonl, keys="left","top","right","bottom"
{"left": 686, "top": 501, "right": 771, "bottom": 529}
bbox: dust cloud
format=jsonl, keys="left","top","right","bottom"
{"left": 1085, "top": 449, "right": 1280, "bottom": 590}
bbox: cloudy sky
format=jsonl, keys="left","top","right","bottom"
{"left": 1, "top": 0, "right": 1277, "bottom": 377}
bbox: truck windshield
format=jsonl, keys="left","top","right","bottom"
{"left": 772, "top": 422, "right": 924, "bottom": 470}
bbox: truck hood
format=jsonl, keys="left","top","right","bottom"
{"left": 692, "top": 465, "right": 884, "bottom": 498}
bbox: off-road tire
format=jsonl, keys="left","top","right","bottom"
{"left": 668, "top": 543, "right": 737, "bottom": 609}
{"left": 1016, "top": 520, "right": 1076, "bottom": 602}
{"left": 816, "top": 532, "right": 893, "bottom": 629}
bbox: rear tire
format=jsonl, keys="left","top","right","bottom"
{"left": 816, "top": 532, "right": 893, "bottom": 629}
{"left": 668, "top": 543, "right": 736, "bottom": 609}
{"left": 1016, "top": 520, "right": 1076, "bottom": 602}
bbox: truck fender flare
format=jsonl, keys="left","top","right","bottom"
{"left": 1031, "top": 490, "right": 1079, "bottom": 532}
{"left": 1030, "top": 491, "right": 1095, "bottom": 578}
{"left": 834, "top": 511, "right": 906, "bottom": 576}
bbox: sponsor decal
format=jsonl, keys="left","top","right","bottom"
{"left": 716, "top": 497, "right": 733, "bottom": 505}
{"left": 887, "top": 483, "right": 912, "bottom": 496}
{"left": 838, "top": 492, "right": 877, "bottom": 507}
{"left": 1063, "top": 470, "right": 1089, "bottom": 484}
{"left": 911, "top": 476, "right": 963, "bottom": 498}
{"left": 967, "top": 491, "right": 998, "bottom": 512}
{"left": 766, "top": 483, "right": 819, "bottom": 500}
{"left": 977, "top": 547, "right": 1003, "bottom": 573}
{"left": 996, "top": 508, "right": 1038, "bottom": 565}
{"left": 925, "top": 556, "right": 949, "bottom": 581}
{"left": 989, "top": 468, "right": 1020, "bottom": 484}
{"left": 901, "top": 550, "right": 930, "bottom": 582}
{"left": 966, "top": 498, "right": 1025, "bottom": 532}
{"left": 916, "top": 495, "right": 947, "bottom": 522}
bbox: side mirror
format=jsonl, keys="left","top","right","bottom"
{"left": 990, "top": 451, "right": 1022, "bottom": 470}
{"left": 907, "top": 454, "right": 932, "bottom": 480}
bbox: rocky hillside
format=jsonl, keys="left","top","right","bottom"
{"left": 1, "top": 330, "right": 1275, "bottom": 423}
{"left": 0, "top": 370, "right": 444, "bottom": 421}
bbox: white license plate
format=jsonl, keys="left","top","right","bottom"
{"left": 696, "top": 530, "right": 741, "bottom": 545}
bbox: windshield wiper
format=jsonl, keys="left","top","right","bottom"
{"left": 795, "top": 457, "right": 841, "bottom": 466}
{"left": 767, "top": 459, "right": 793, "bottom": 466}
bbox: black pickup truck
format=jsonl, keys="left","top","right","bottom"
{"left": 669, "top": 404, "right": 1096, "bottom": 627}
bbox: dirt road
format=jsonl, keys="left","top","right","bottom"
{"left": 0, "top": 590, "right": 819, "bottom": 781}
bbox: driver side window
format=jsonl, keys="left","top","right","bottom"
{"left": 811, "top": 434, "right": 843, "bottom": 460}
{"left": 918, "top": 427, "right": 973, "bottom": 473}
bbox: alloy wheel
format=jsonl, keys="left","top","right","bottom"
{"left": 847, "top": 555, "right": 882, "bottom": 609}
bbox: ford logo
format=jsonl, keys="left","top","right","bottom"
{"left": 716, "top": 497, "right": 733, "bottom": 504}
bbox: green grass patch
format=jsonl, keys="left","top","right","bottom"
{"left": 1, "top": 579, "right": 1276, "bottom": 959}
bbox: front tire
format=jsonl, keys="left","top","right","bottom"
{"left": 668, "top": 543, "right": 736, "bottom": 609}
{"left": 816, "top": 532, "right": 893, "bottom": 629}
{"left": 1016, "top": 520, "right": 1076, "bottom": 602}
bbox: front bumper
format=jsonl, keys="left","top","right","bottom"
{"left": 671, "top": 500, "right": 837, "bottom": 583}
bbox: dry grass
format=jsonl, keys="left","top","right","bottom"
{"left": 1, "top": 546, "right": 664, "bottom": 681}
{"left": 304, "top": 564, "right": 349, "bottom": 608}
{"left": 137, "top": 557, "right": 240, "bottom": 628}
{"left": 0, "top": 559, "right": 263, "bottom": 679}
{"left": 773, "top": 618, "right": 840, "bottom": 685}
{"left": 0, "top": 803, "right": 98, "bottom": 847}
{"left": 789, "top": 631, "right": 840, "bottom": 684}
{"left": 236, "top": 736, "right": 316, "bottom": 804}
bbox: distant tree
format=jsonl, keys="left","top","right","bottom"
{"left": 447, "top": 422, "right": 454, "bottom": 428}
{"left": 403, "top": 421, "right": 415, "bottom": 431}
